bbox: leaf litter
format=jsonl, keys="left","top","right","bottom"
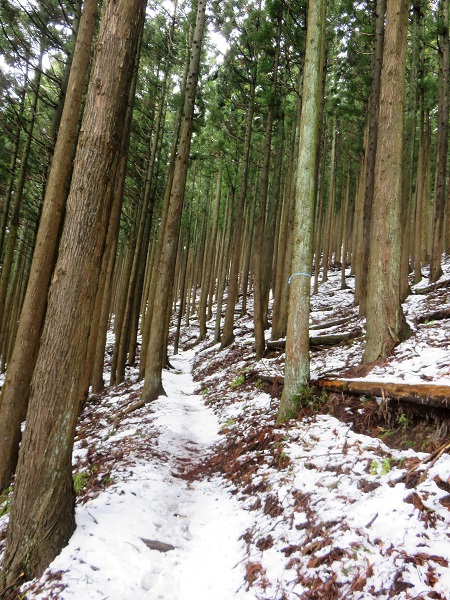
{"left": 0, "top": 261, "right": 450, "bottom": 599}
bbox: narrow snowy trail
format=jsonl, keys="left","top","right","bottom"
{"left": 29, "top": 350, "right": 253, "bottom": 600}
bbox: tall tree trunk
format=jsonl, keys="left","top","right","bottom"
{"left": 341, "top": 170, "right": 351, "bottom": 290}
{"left": 0, "top": 0, "right": 97, "bottom": 493}
{"left": 254, "top": 3, "right": 282, "bottom": 359}
{"left": 240, "top": 175, "right": 257, "bottom": 317}
{"left": 271, "top": 104, "right": 300, "bottom": 338}
{"left": 429, "top": 0, "right": 449, "bottom": 282}
{"left": 199, "top": 165, "right": 222, "bottom": 340}
{"left": 220, "top": 77, "right": 256, "bottom": 348}
{"left": 81, "top": 50, "right": 142, "bottom": 398}
{"left": 174, "top": 229, "right": 190, "bottom": 354}
{"left": 262, "top": 108, "right": 285, "bottom": 316}
{"left": 140, "top": 0, "right": 207, "bottom": 402}
{"left": 363, "top": 0, "right": 411, "bottom": 363}
{"left": 0, "top": 48, "right": 43, "bottom": 345}
{"left": 0, "top": 0, "right": 144, "bottom": 588}
{"left": 400, "top": 1, "right": 421, "bottom": 298}
{"left": 413, "top": 89, "right": 426, "bottom": 284}
{"left": 278, "top": 0, "right": 327, "bottom": 422}
{"left": 110, "top": 207, "right": 139, "bottom": 385}
{"left": 214, "top": 191, "right": 233, "bottom": 343}
{"left": 138, "top": 48, "right": 190, "bottom": 380}
{"left": 358, "top": 0, "right": 385, "bottom": 315}
{"left": 321, "top": 123, "right": 336, "bottom": 284}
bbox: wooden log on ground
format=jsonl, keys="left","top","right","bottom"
{"left": 415, "top": 306, "right": 450, "bottom": 325}
{"left": 315, "top": 379, "right": 450, "bottom": 410}
{"left": 310, "top": 315, "right": 355, "bottom": 330}
{"left": 413, "top": 278, "right": 450, "bottom": 295}
{"left": 251, "top": 372, "right": 450, "bottom": 412}
{"left": 268, "top": 328, "right": 362, "bottom": 350}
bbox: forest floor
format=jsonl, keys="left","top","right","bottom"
{"left": 1, "top": 260, "right": 450, "bottom": 599}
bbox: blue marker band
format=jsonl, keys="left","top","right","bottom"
{"left": 288, "top": 272, "right": 312, "bottom": 284}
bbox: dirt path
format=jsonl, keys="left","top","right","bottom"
{"left": 18, "top": 350, "right": 253, "bottom": 600}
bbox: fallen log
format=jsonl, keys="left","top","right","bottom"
{"left": 310, "top": 316, "right": 355, "bottom": 330}
{"left": 250, "top": 372, "right": 450, "bottom": 412}
{"left": 413, "top": 278, "right": 450, "bottom": 295}
{"left": 415, "top": 306, "right": 450, "bottom": 325}
{"left": 268, "top": 329, "right": 362, "bottom": 350}
{"left": 315, "top": 379, "right": 450, "bottom": 410}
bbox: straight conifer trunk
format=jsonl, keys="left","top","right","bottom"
{"left": 141, "top": 0, "right": 207, "bottom": 402}
{"left": 363, "top": 0, "right": 411, "bottom": 363}
{"left": 357, "top": 0, "right": 385, "bottom": 314}
{"left": 0, "top": 0, "right": 98, "bottom": 493}
{"left": 220, "top": 80, "right": 256, "bottom": 348}
{"left": 278, "top": 0, "right": 326, "bottom": 422}
{"left": 0, "top": 0, "right": 145, "bottom": 587}
{"left": 199, "top": 166, "right": 222, "bottom": 340}
{"left": 429, "top": 0, "right": 449, "bottom": 283}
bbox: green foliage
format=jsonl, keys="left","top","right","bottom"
{"left": 230, "top": 373, "right": 245, "bottom": 389}
{"left": 294, "top": 385, "right": 327, "bottom": 412}
{"left": 377, "top": 428, "right": 395, "bottom": 440}
{"left": 0, "top": 485, "right": 13, "bottom": 517}
{"left": 397, "top": 412, "right": 411, "bottom": 429}
{"left": 381, "top": 458, "right": 392, "bottom": 475}
{"left": 221, "top": 417, "right": 235, "bottom": 429}
{"left": 369, "top": 460, "right": 379, "bottom": 476}
{"left": 73, "top": 471, "right": 89, "bottom": 495}
{"left": 278, "top": 385, "right": 327, "bottom": 422}
{"left": 370, "top": 458, "right": 392, "bottom": 476}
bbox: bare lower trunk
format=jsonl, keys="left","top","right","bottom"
{"left": 278, "top": 0, "right": 327, "bottom": 421}
{"left": 0, "top": 0, "right": 97, "bottom": 493}
{"left": 0, "top": 0, "right": 144, "bottom": 588}
{"left": 141, "top": 0, "right": 207, "bottom": 402}
{"left": 364, "top": 0, "right": 411, "bottom": 363}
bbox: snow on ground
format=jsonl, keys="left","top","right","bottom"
{"left": 0, "top": 259, "right": 450, "bottom": 599}
{"left": 10, "top": 352, "right": 253, "bottom": 600}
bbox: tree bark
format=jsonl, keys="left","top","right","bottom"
{"left": 199, "top": 165, "right": 222, "bottom": 340}
{"left": 400, "top": 1, "right": 421, "bottom": 297}
{"left": 321, "top": 122, "right": 336, "bottom": 284}
{"left": 220, "top": 76, "right": 256, "bottom": 348}
{"left": 278, "top": 0, "right": 327, "bottom": 421}
{"left": 0, "top": 0, "right": 97, "bottom": 491}
{"left": 254, "top": 3, "right": 282, "bottom": 359}
{"left": 429, "top": 0, "right": 449, "bottom": 283}
{"left": 0, "top": 0, "right": 144, "bottom": 587}
{"left": 363, "top": 0, "right": 411, "bottom": 363}
{"left": 141, "top": 0, "right": 207, "bottom": 402}
{"left": 357, "top": 0, "right": 385, "bottom": 315}
{"left": 271, "top": 97, "right": 300, "bottom": 338}
{"left": 340, "top": 170, "right": 351, "bottom": 289}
